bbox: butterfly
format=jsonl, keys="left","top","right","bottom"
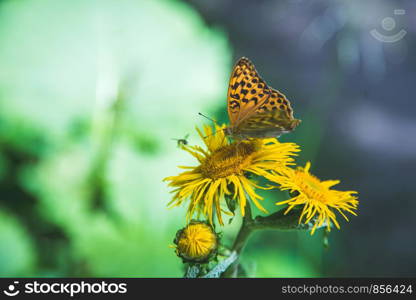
{"left": 172, "top": 134, "right": 189, "bottom": 147}
{"left": 225, "top": 57, "right": 301, "bottom": 140}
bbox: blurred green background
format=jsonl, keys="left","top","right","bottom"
{"left": 0, "top": 0, "right": 415, "bottom": 277}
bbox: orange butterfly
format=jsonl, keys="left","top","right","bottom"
{"left": 225, "top": 57, "right": 301, "bottom": 139}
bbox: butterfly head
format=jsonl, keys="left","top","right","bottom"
{"left": 224, "top": 126, "right": 234, "bottom": 137}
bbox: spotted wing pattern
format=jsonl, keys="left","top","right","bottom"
{"left": 226, "top": 57, "right": 301, "bottom": 138}
{"left": 227, "top": 57, "right": 271, "bottom": 126}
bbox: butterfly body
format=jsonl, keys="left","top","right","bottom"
{"left": 226, "top": 57, "right": 300, "bottom": 140}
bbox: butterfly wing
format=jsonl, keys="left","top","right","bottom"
{"left": 236, "top": 88, "right": 301, "bottom": 138}
{"left": 227, "top": 57, "right": 271, "bottom": 126}
{"left": 256, "top": 87, "right": 296, "bottom": 119}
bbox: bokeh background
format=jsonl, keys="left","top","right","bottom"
{"left": 0, "top": 0, "right": 415, "bottom": 277}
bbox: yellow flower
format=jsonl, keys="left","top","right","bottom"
{"left": 174, "top": 221, "right": 218, "bottom": 263}
{"left": 274, "top": 162, "right": 359, "bottom": 234}
{"left": 164, "top": 124, "right": 300, "bottom": 225}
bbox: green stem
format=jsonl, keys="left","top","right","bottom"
{"left": 223, "top": 207, "right": 323, "bottom": 278}
{"left": 232, "top": 220, "right": 253, "bottom": 256}
{"left": 222, "top": 204, "right": 254, "bottom": 278}
{"left": 251, "top": 208, "right": 311, "bottom": 231}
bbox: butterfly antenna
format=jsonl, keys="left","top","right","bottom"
{"left": 198, "top": 112, "right": 219, "bottom": 125}
{"left": 198, "top": 113, "right": 222, "bottom": 139}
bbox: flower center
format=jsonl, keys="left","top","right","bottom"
{"left": 199, "top": 141, "right": 259, "bottom": 180}
{"left": 296, "top": 171, "right": 328, "bottom": 203}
